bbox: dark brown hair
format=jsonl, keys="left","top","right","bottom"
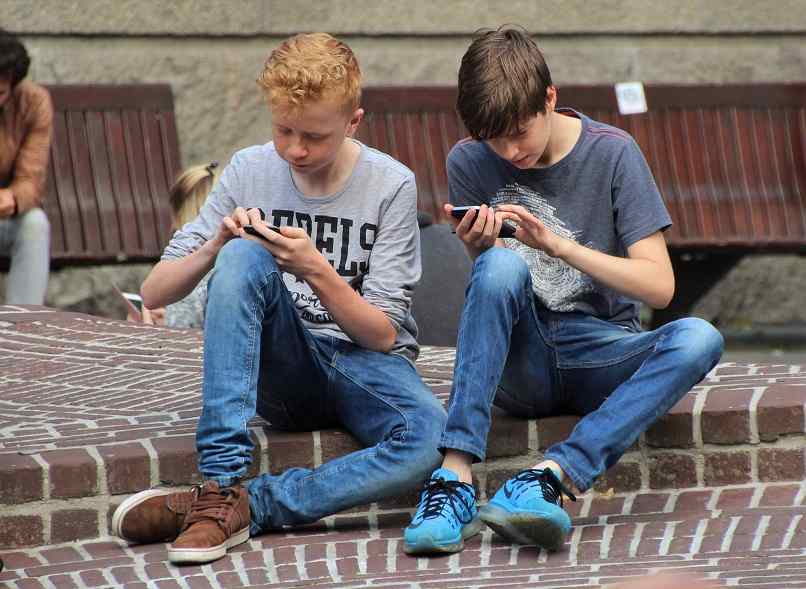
{"left": 456, "top": 26, "right": 553, "bottom": 140}
{"left": 0, "top": 28, "right": 30, "bottom": 86}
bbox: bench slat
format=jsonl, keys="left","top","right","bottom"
{"left": 104, "top": 109, "right": 142, "bottom": 257}
{"left": 35, "top": 84, "right": 182, "bottom": 265}
{"left": 360, "top": 84, "right": 806, "bottom": 252}
{"left": 67, "top": 110, "right": 104, "bottom": 254}
{"left": 85, "top": 111, "right": 122, "bottom": 253}
{"left": 50, "top": 111, "right": 85, "bottom": 254}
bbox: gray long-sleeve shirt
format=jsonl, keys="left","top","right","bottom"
{"left": 162, "top": 140, "right": 422, "bottom": 360}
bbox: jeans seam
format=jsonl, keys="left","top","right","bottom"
{"left": 330, "top": 361, "right": 411, "bottom": 442}
{"left": 557, "top": 333, "right": 660, "bottom": 370}
{"left": 239, "top": 266, "right": 283, "bottom": 475}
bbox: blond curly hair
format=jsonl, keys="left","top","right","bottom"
{"left": 257, "top": 33, "right": 361, "bottom": 114}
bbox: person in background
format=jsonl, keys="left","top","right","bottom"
{"left": 0, "top": 28, "right": 53, "bottom": 305}
{"left": 126, "top": 162, "right": 218, "bottom": 328}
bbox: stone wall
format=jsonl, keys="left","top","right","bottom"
{"left": 3, "top": 1, "right": 806, "bottom": 327}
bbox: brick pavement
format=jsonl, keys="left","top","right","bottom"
{"left": 1, "top": 304, "right": 805, "bottom": 584}
{"left": 1, "top": 481, "right": 805, "bottom": 587}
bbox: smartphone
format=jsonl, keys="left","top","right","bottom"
{"left": 112, "top": 283, "right": 144, "bottom": 321}
{"left": 449, "top": 205, "right": 517, "bottom": 238}
{"left": 243, "top": 224, "right": 282, "bottom": 241}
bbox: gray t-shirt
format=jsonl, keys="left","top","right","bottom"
{"left": 162, "top": 140, "right": 421, "bottom": 359}
{"left": 448, "top": 109, "right": 672, "bottom": 326}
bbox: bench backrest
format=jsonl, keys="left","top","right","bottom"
{"left": 357, "top": 84, "right": 806, "bottom": 252}
{"left": 44, "top": 84, "right": 181, "bottom": 265}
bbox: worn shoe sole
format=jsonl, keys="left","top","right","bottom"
{"left": 112, "top": 488, "right": 178, "bottom": 543}
{"left": 479, "top": 504, "right": 567, "bottom": 551}
{"left": 403, "top": 516, "right": 483, "bottom": 555}
{"left": 167, "top": 526, "right": 250, "bottom": 564}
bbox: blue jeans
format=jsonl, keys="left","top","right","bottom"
{"left": 440, "top": 247, "right": 724, "bottom": 492}
{"left": 0, "top": 208, "right": 50, "bottom": 304}
{"left": 197, "top": 239, "right": 446, "bottom": 535}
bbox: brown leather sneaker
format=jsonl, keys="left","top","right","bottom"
{"left": 112, "top": 487, "right": 199, "bottom": 544}
{"left": 168, "top": 480, "right": 250, "bottom": 564}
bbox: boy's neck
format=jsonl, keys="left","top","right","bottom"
{"left": 291, "top": 139, "right": 361, "bottom": 197}
{"left": 538, "top": 110, "right": 582, "bottom": 168}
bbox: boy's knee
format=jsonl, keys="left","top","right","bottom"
{"left": 667, "top": 317, "right": 724, "bottom": 373}
{"left": 213, "top": 238, "right": 277, "bottom": 285}
{"left": 17, "top": 208, "right": 50, "bottom": 238}
{"left": 472, "top": 247, "right": 529, "bottom": 295}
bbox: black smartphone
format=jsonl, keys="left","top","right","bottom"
{"left": 449, "top": 205, "right": 517, "bottom": 238}
{"left": 243, "top": 224, "right": 282, "bottom": 241}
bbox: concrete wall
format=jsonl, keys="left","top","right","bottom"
{"left": 7, "top": 0, "right": 806, "bottom": 167}
{"left": 5, "top": 1, "right": 806, "bottom": 328}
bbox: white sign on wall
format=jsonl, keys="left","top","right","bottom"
{"left": 614, "top": 82, "right": 648, "bottom": 115}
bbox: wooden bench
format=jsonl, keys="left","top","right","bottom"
{"left": 36, "top": 84, "right": 181, "bottom": 267}
{"left": 357, "top": 84, "right": 806, "bottom": 327}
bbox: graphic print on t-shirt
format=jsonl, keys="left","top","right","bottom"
{"left": 271, "top": 209, "right": 376, "bottom": 324}
{"left": 491, "top": 183, "right": 594, "bottom": 311}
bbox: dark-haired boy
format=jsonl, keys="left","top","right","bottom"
{"left": 404, "top": 26, "right": 723, "bottom": 555}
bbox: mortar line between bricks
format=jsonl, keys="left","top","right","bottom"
{"left": 567, "top": 525, "right": 583, "bottom": 567}
{"left": 752, "top": 514, "right": 772, "bottom": 551}
{"left": 357, "top": 537, "right": 370, "bottom": 574}
{"left": 325, "top": 542, "right": 343, "bottom": 582}
{"left": 721, "top": 515, "right": 742, "bottom": 552}
{"left": 83, "top": 446, "right": 108, "bottom": 539}
{"left": 692, "top": 385, "right": 708, "bottom": 449}
{"left": 251, "top": 425, "right": 271, "bottom": 475}
{"left": 139, "top": 437, "right": 161, "bottom": 488}
{"left": 750, "top": 445, "right": 760, "bottom": 485}
{"left": 228, "top": 551, "right": 252, "bottom": 586}
{"left": 258, "top": 547, "right": 279, "bottom": 584}
{"left": 600, "top": 522, "right": 615, "bottom": 559}
{"left": 749, "top": 386, "right": 766, "bottom": 445}
{"left": 30, "top": 452, "right": 51, "bottom": 501}
{"left": 313, "top": 430, "right": 323, "bottom": 468}
{"left": 782, "top": 514, "right": 804, "bottom": 549}
{"left": 706, "top": 487, "right": 722, "bottom": 511}
{"left": 479, "top": 529, "right": 492, "bottom": 567}
{"left": 659, "top": 520, "right": 677, "bottom": 556}
{"left": 628, "top": 521, "right": 646, "bottom": 558}
{"left": 750, "top": 485, "right": 765, "bottom": 508}
{"left": 795, "top": 481, "right": 806, "bottom": 505}
{"left": 689, "top": 518, "right": 709, "bottom": 554}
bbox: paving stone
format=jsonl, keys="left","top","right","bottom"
{"left": 2, "top": 305, "right": 806, "bottom": 558}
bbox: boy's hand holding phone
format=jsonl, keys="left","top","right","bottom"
{"left": 241, "top": 211, "right": 326, "bottom": 280}
{"left": 444, "top": 203, "right": 510, "bottom": 258}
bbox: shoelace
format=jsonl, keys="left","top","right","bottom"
{"left": 418, "top": 477, "right": 475, "bottom": 524}
{"left": 184, "top": 484, "right": 238, "bottom": 528}
{"left": 509, "top": 468, "right": 577, "bottom": 507}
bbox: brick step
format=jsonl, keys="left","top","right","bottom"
{"left": 1, "top": 481, "right": 804, "bottom": 588}
{"left": 1, "top": 306, "right": 804, "bottom": 549}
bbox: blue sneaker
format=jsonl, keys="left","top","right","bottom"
{"left": 479, "top": 468, "right": 577, "bottom": 551}
{"left": 403, "top": 467, "right": 482, "bottom": 555}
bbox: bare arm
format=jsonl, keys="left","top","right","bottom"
{"left": 556, "top": 231, "right": 674, "bottom": 308}
{"left": 141, "top": 240, "right": 220, "bottom": 309}
{"left": 497, "top": 204, "right": 675, "bottom": 309}
{"left": 141, "top": 207, "right": 252, "bottom": 309}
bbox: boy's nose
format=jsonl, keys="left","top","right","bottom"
{"left": 287, "top": 141, "right": 308, "bottom": 160}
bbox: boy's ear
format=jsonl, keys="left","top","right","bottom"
{"left": 346, "top": 107, "right": 364, "bottom": 137}
{"left": 545, "top": 85, "right": 557, "bottom": 112}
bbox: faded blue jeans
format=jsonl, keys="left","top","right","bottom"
{"left": 197, "top": 238, "right": 446, "bottom": 535}
{"left": 0, "top": 208, "right": 50, "bottom": 304}
{"left": 440, "top": 247, "right": 724, "bottom": 492}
